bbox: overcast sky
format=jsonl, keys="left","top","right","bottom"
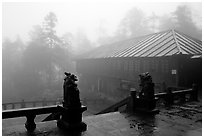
{"left": 2, "top": 1, "right": 202, "bottom": 43}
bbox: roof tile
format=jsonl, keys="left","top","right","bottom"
{"left": 79, "top": 29, "right": 202, "bottom": 59}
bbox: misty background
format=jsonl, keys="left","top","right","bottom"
{"left": 2, "top": 1, "right": 202, "bottom": 103}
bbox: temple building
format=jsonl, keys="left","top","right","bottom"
{"left": 75, "top": 29, "right": 202, "bottom": 100}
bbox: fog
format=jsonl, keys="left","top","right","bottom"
{"left": 2, "top": 1, "right": 202, "bottom": 104}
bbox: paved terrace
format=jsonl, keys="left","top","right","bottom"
{"left": 2, "top": 101, "right": 202, "bottom": 136}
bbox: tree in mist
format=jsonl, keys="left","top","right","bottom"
{"left": 97, "top": 7, "right": 155, "bottom": 45}
{"left": 146, "top": 13, "right": 160, "bottom": 33}
{"left": 173, "top": 5, "right": 202, "bottom": 40}
{"left": 159, "top": 5, "right": 202, "bottom": 40}
{"left": 96, "top": 22, "right": 117, "bottom": 46}
{"left": 2, "top": 37, "right": 25, "bottom": 102}
{"left": 74, "top": 30, "right": 93, "bottom": 55}
{"left": 116, "top": 7, "right": 153, "bottom": 40}
{"left": 63, "top": 29, "right": 94, "bottom": 55}
{"left": 42, "top": 12, "right": 62, "bottom": 48}
{"left": 121, "top": 5, "right": 202, "bottom": 40}
{"left": 2, "top": 12, "right": 76, "bottom": 102}
{"left": 97, "top": 5, "right": 201, "bottom": 46}
{"left": 16, "top": 12, "right": 71, "bottom": 100}
{"left": 157, "top": 14, "right": 176, "bottom": 31}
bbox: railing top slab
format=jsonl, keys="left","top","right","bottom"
{"left": 2, "top": 105, "right": 87, "bottom": 119}
{"left": 2, "top": 105, "right": 62, "bottom": 119}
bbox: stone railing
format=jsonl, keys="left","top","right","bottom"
{"left": 95, "top": 97, "right": 130, "bottom": 115}
{"left": 95, "top": 84, "right": 198, "bottom": 115}
{"left": 2, "top": 99, "right": 63, "bottom": 110}
{"left": 155, "top": 84, "right": 198, "bottom": 106}
{"left": 2, "top": 105, "right": 63, "bottom": 131}
{"left": 2, "top": 72, "right": 87, "bottom": 133}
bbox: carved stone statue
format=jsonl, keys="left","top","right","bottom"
{"left": 129, "top": 72, "right": 158, "bottom": 113}
{"left": 57, "top": 72, "right": 87, "bottom": 132}
{"left": 139, "top": 72, "right": 155, "bottom": 100}
{"left": 63, "top": 72, "right": 81, "bottom": 108}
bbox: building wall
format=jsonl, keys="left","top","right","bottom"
{"left": 76, "top": 55, "right": 201, "bottom": 100}
{"left": 177, "top": 55, "right": 202, "bottom": 88}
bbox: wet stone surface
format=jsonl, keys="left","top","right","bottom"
{"left": 2, "top": 101, "right": 202, "bottom": 136}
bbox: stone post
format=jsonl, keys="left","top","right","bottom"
{"left": 3, "top": 104, "right": 7, "bottom": 110}
{"left": 130, "top": 90, "right": 136, "bottom": 112}
{"left": 42, "top": 98, "right": 47, "bottom": 106}
{"left": 33, "top": 102, "right": 36, "bottom": 107}
{"left": 190, "top": 84, "right": 198, "bottom": 101}
{"left": 83, "top": 98, "right": 87, "bottom": 106}
{"left": 57, "top": 72, "right": 87, "bottom": 132}
{"left": 25, "top": 114, "right": 36, "bottom": 132}
{"left": 162, "top": 82, "right": 167, "bottom": 92}
{"left": 21, "top": 99, "right": 26, "bottom": 108}
{"left": 165, "top": 87, "right": 173, "bottom": 107}
{"left": 12, "top": 103, "right": 15, "bottom": 109}
{"left": 180, "top": 93, "right": 186, "bottom": 103}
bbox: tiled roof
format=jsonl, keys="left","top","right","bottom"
{"left": 79, "top": 29, "right": 202, "bottom": 59}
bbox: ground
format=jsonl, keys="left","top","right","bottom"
{"left": 2, "top": 100, "right": 202, "bottom": 136}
